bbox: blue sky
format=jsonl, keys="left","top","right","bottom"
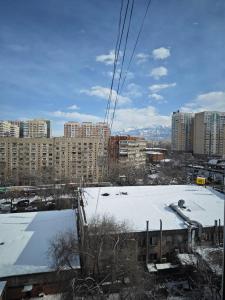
{"left": 1, "top": 0, "right": 225, "bottom": 135}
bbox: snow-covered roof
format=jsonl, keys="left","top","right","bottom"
{"left": 0, "top": 281, "right": 7, "bottom": 296}
{"left": 146, "top": 151, "right": 163, "bottom": 155}
{"left": 83, "top": 185, "right": 224, "bottom": 232}
{"left": 208, "top": 159, "right": 218, "bottom": 165}
{"left": 160, "top": 159, "right": 171, "bottom": 163}
{"left": 0, "top": 209, "right": 80, "bottom": 278}
{"left": 146, "top": 148, "right": 167, "bottom": 151}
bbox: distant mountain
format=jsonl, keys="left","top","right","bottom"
{"left": 114, "top": 125, "right": 171, "bottom": 141}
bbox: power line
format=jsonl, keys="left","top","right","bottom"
{"left": 109, "top": 0, "right": 152, "bottom": 131}
{"left": 95, "top": 0, "right": 132, "bottom": 216}
{"left": 104, "top": 0, "right": 130, "bottom": 125}
{"left": 110, "top": 0, "right": 134, "bottom": 130}
{"left": 120, "top": 0, "right": 152, "bottom": 93}
{"left": 104, "top": 0, "right": 125, "bottom": 124}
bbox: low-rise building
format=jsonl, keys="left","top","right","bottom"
{"left": 0, "top": 209, "right": 80, "bottom": 299}
{"left": 81, "top": 185, "right": 224, "bottom": 264}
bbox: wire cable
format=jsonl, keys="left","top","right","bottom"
{"left": 109, "top": 0, "right": 134, "bottom": 130}
{"left": 104, "top": 0, "right": 130, "bottom": 125}
{"left": 95, "top": 0, "right": 132, "bottom": 216}
{"left": 109, "top": 0, "right": 152, "bottom": 131}
{"left": 104, "top": 0, "right": 125, "bottom": 124}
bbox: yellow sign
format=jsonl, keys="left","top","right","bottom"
{"left": 196, "top": 177, "right": 206, "bottom": 185}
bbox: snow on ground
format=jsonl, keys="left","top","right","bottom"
{"left": 0, "top": 209, "right": 80, "bottom": 278}
{"left": 195, "top": 247, "right": 223, "bottom": 275}
{"left": 30, "top": 294, "right": 62, "bottom": 300}
{"left": 83, "top": 185, "right": 224, "bottom": 232}
{"left": 177, "top": 253, "right": 197, "bottom": 266}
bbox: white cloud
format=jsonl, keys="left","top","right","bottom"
{"left": 51, "top": 110, "right": 102, "bottom": 123}
{"left": 181, "top": 91, "right": 225, "bottom": 112}
{"left": 136, "top": 53, "right": 149, "bottom": 64}
{"left": 67, "top": 104, "right": 79, "bottom": 110}
{"left": 106, "top": 69, "right": 134, "bottom": 80}
{"left": 80, "top": 85, "right": 131, "bottom": 106}
{"left": 149, "top": 82, "right": 176, "bottom": 93}
{"left": 152, "top": 47, "right": 170, "bottom": 60}
{"left": 125, "top": 83, "right": 142, "bottom": 98}
{"left": 113, "top": 106, "right": 170, "bottom": 131}
{"left": 150, "top": 66, "right": 168, "bottom": 79}
{"left": 96, "top": 50, "right": 122, "bottom": 65}
{"left": 149, "top": 93, "right": 164, "bottom": 101}
{"left": 50, "top": 106, "right": 170, "bottom": 132}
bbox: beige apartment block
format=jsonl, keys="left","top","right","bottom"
{"left": 23, "top": 119, "right": 51, "bottom": 138}
{"left": 223, "top": 128, "right": 225, "bottom": 158}
{"left": 118, "top": 138, "right": 147, "bottom": 167}
{"left": 0, "top": 137, "right": 107, "bottom": 185}
{"left": 171, "top": 111, "right": 194, "bottom": 152}
{"left": 64, "top": 121, "right": 110, "bottom": 139}
{"left": 193, "top": 111, "right": 225, "bottom": 156}
{"left": 0, "top": 121, "right": 20, "bottom": 137}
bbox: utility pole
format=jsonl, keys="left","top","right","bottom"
{"left": 146, "top": 220, "right": 149, "bottom": 266}
{"left": 222, "top": 170, "right": 225, "bottom": 298}
{"left": 159, "top": 219, "right": 163, "bottom": 262}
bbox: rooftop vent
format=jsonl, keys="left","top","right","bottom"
{"left": 101, "top": 193, "right": 110, "bottom": 196}
{"left": 178, "top": 199, "right": 185, "bottom": 209}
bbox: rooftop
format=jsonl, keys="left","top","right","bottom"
{"left": 0, "top": 209, "right": 80, "bottom": 278}
{"left": 83, "top": 185, "right": 224, "bottom": 232}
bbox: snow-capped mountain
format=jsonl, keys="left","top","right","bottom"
{"left": 114, "top": 125, "right": 171, "bottom": 141}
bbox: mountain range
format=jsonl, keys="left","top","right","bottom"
{"left": 114, "top": 125, "right": 171, "bottom": 141}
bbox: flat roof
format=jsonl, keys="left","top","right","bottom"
{"left": 83, "top": 185, "right": 224, "bottom": 232}
{"left": 0, "top": 209, "right": 80, "bottom": 278}
{"left": 0, "top": 281, "right": 7, "bottom": 296}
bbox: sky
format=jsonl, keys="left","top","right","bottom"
{"left": 1, "top": 0, "right": 225, "bottom": 136}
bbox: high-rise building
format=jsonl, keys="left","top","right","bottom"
{"left": 8, "top": 120, "right": 24, "bottom": 137}
{"left": 0, "top": 121, "right": 20, "bottom": 137}
{"left": 23, "top": 119, "right": 51, "bottom": 138}
{"left": 193, "top": 111, "right": 225, "bottom": 156}
{"left": 0, "top": 137, "right": 107, "bottom": 185}
{"left": 64, "top": 121, "right": 110, "bottom": 139}
{"left": 171, "top": 111, "right": 194, "bottom": 152}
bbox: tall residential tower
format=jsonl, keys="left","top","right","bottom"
{"left": 193, "top": 111, "right": 225, "bottom": 156}
{"left": 171, "top": 111, "right": 194, "bottom": 152}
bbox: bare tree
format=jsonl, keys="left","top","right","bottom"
{"left": 49, "top": 215, "right": 153, "bottom": 299}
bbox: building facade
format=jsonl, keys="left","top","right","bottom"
{"left": 171, "top": 111, "right": 194, "bottom": 152}
{"left": 0, "top": 137, "right": 107, "bottom": 185}
{"left": 109, "top": 136, "right": 147, "bottom": 168}
{"left": 64, "top": 121, "right": 110, "bottom": 139}
{"left": 82, "top": 185, "right": 224, "bottom": 265}
{"left": 22, "top": 119, "right": 51, "bottom": 138}
{"left": 193, "top": 111, "right": 225, "bottom": 157}
{"left": 0, "top": 121, "right": 20, "bottom": 137}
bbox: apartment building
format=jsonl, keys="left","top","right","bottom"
{"left": 193, "top": 111, "right": 225, "bottom": 157}
{"left": 23, "top": 119, "right": 51, "bottom": 138}
{"left": 64, "top": 121, "right": 110, "bottom": 139}
{"left": 0, "top": 137, "right": 106, "bottom": 185}
{"left": 8, "top": 120, "right": 24, "bottom": 137}
{"left": 109, "top": 136, "right": 147, "bottom": 168}
{"left": 0, "top": 121, "right": 20, "bottom": 137}
{"left": 171, "top": 111, "right": 194, "bottom": 152}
